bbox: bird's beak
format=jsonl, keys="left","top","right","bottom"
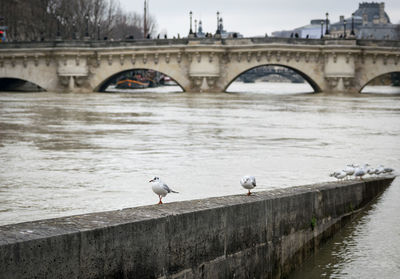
{"left": 149, "top": 179, "right": 154, "bottom": 182}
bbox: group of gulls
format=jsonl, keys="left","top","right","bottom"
{"left": 149, "top": 175, "right": 256, "bottom": 204}
{"left": 149, "top": 165, "right": 394, "bottom": 204}
{"left": 330, "top": 164, "right": 394, "bottom": 181}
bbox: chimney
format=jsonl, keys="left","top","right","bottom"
{"left": 379, "top": 2, "right": 387, "bottom": 24}
{"left": 373, "top": 15, "right": 380, "bottom": 25}
{"left": 362, "top": 13, "right": 368, "bottom": 25}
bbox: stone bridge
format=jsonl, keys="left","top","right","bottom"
{"left": 0, "top": 37, "right": 399, "bottom": 93}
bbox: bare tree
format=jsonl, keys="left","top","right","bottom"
{"left": 0, "top": 0, "right": 157, "bottom": 41}
{"left": 145, "top": 14, "right": 158, "bottom": 38}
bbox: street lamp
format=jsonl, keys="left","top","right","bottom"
{"left": 343, "top": 19, "right": 347, "bottom": 38}
{"left": 194, "top": 19, "right": 197, "bottom": 35}
{"left": 97, "top": 23, "right": 100, "bottom": 40}
{"left": 320, "top": 21, "right": 324, "bottom": 38}
{"left": 189, "top": 11, "right": 193, "bottom": 34}
{"left": 350, "top": 13, "right": 355, "bottom": 36}
{"left": 85, "top": 14, "right": 89, "bottom": 38}
{"left": 56, "top": 18, "right": 60, "bottom": 38}
{"left": 216, "top": 11, "right": 220, "bottom": 34}
{"left": 72, "top": 22, "right": 76, "bottom": 40}
{"left": 325, "top": 12, "right": 330, "bottom": 35}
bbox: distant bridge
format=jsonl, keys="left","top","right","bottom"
{"left": 239, "top": 67, "right": 305, "bottom": 83}
{"left": 0, "top": 37, "right": 399, "bottom": 93}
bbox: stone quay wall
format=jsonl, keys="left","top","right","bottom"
{"left": 0, "top": 177, "right": 395, "bottom": 279}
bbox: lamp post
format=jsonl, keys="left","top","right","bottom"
{"left": 189, "top": 11, "right": 193, "bottom": 35}
{"left": 216, "top": 11, "right": 220, "bottom": 34}
{"left": 194, "top": 19, "right": 197, "bottom": 35}
{"left": 350, "top": 13, "right": 355, "bottom": 36}
{"left": 325, "top": 12, "right": 330, "bottom": 35}
{"left": 56, "top": 18, "right": 60, "bottom": 38}
{"left": 85, "top": 14, "right": 89, "bottom": 38}
{"left": 320, "top": 21, "right": 324, "bottom": 38}
{"left": 343, "top": 19, "right": 347, "bottom": 38}
{"left": 144, "top": 0, "right": 147, "bottom": 38}
{"left": 72, "top": 22, "right": 76, "bottom": 40}
{"left": 97, "top": 23, "right": 100, "bottom": 40}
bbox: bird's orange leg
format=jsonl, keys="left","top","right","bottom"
{"left": 158, "top": 195, "right": 163, "bottom": 204}
{"left": 247, "top": 190, "right": 251, "bottom": 196}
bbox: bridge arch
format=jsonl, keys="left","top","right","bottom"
{"left": 95, "top": 68, "right": 185, "bottom": 92}
{"left": 0, "top": 77, "right": 46, "bottom": 92}
{"left": 359, "top": 71, "right": 400, "bottom": 93}
{"left": 223, "top": 63, "right": 322, "bottom": 93}
{"left": 92, "top": 60, "right": 190, "bottom": 92}
{"left": 0, "top": 65, "right": 58, "bottom": 92}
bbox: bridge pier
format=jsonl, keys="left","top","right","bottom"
{"left": 68, "top": 76, "right": 74, "bottom": 91}
{"left": 322, "top": 48, "right": 358, "bottom": 94}
{"left": 186, "top": 76, "right": 224, "bottom": 93}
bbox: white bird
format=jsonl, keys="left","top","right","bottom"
{"left": 240, "top": 176, "right": 256, "bottom": 196}
{"left": 354, "top": 164, "right": 369, "bottom": 180}
{"left": 384, "top": 167, "right": 394, "bottom": 174}
{"left": 376, "top": 165, "right": 385, "bottom": 175}
{"left": 343, "top": 165, "right": 355, "bottom": 178}
{"left": 335, "top": 171, "right": 347, "bottom": 181}
{"left": 329, "top": 171, "right": 341, "bottom": 178}
{"left": 367, "top": 168, "right": 377, "bottom": 175}
{"left": 330, "top": 170, "right": 346, "bottom": 181}
{"left": 149, "top": 176, "right": 178, "bottom": 204}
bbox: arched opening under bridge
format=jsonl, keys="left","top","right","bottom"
{"left": 361, "top": 72, "right": 400, "bottom": 95}
{"left": 96, "top": 69, "right": 184, "bottom": 93}
{"left": 0, "top": 78, "right": 45, "bottom": 92}
{"left": 225, "top": 65, "right": 320, "bottom": 94}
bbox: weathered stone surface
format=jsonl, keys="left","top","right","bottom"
{"left": 0, "top": 176, "right": 395, "bottom": 279}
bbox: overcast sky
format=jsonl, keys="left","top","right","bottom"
{"left": 119, "top": 0, "right": 400, "bottom": 37}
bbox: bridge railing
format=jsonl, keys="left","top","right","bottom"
{"left": 0, "top": 37, "right": 399, "bottom": 49}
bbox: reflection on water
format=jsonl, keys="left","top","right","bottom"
{"left": 227, "top": 81, "right": 314, "bottom": 94}
{"left": 362, "top": 85, "right": 400, "bottom": 94}
{"left": 0, "top": 82, "right": 400, "bottom": 277}
{"left": 106, "top": 85, "right": 183, "bottom": 93}
{"left": 289, "top": 178, "right": 400, "bottom": 279}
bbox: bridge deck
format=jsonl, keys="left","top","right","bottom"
{"left": 1, "top": 37, "right": 400, "bottom": 49}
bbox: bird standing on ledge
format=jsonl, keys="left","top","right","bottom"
{"left": 240, "top": 176, "right": 256, "bottom": 196}
{"left": 149, "top": 177, "right": 178, "bottom": 204}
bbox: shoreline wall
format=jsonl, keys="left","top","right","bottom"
{"left": 0, "top": 177, "right": 395, "bottom": 279}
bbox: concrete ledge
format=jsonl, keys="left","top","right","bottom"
{"left": 0, "top": 176, "right": 395, "bottom": 279}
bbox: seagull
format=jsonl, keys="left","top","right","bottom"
{"left": 330, "top": 171, "right": 347, "bottom": 181}
{"left": 367, "top": 168, "right": 377, "bottom": 175}
{"left": 343, "top": 165, "right": 355, "bottom": 178}
{"left": 240, "top": 176, "right": 256, "bottom": 196}
{"left": 329, "top": 171, "right": 341, "bottom": 178}
{"left": 149, "top": 177, "right": 178, "bottom": 204}
{"left": 354, "top": 164, "right": 369, "bottom": 180}
{"left": 336, "top": 171, "right": 347, "bottom": 181}
{"left": 376, "top": 165, "right": 385, "bottom": 175}
{"left": 384, "top": 167, "right": 394, "bottom": 174}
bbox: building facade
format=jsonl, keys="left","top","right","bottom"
{"left": 272, "top": 2, "right": 400, "bottom": 40}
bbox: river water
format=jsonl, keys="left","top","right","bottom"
{"left": 0, "top": 82, "right": 399, "bottom": 277}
